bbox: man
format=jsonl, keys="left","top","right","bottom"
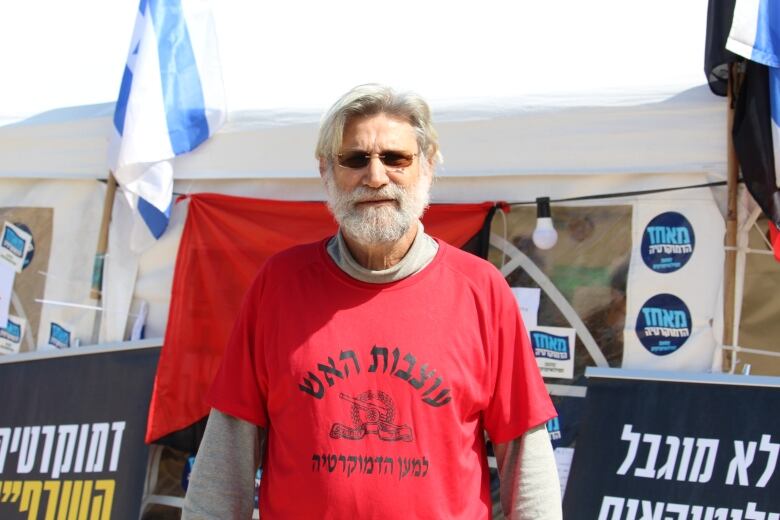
{"left": 183, "top": 84, "right": 561, "bottom": 519}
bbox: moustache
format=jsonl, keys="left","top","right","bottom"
{"left": 347, "top": 185, "right": 405, "bottom": 206}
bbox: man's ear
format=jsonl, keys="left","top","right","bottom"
{"left": 318, "top": 158, "right": 328, "bottom": 178}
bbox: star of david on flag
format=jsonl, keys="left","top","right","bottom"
{"left": 108, "top": 0, "right": 225, "bottom": 250}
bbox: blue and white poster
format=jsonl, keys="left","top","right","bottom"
{"left": 623, "top": 197, "right": 724, "bottom": 371}
{"left": 530, "top": 326, "right": 576, "bottom": 379}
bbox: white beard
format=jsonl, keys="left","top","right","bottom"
{"left": 325, "top": 172, "right": 432, "bottom": 245}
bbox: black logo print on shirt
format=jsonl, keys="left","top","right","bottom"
{"left": 330, "top": 390, "right": 413, "bottom": 442}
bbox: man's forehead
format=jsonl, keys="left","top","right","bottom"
{"left": 341, "top": 113, "right": 417, "bottom": 149}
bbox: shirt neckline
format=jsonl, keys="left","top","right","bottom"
{"left": 318, "top": 235, "right": 447, "bottom": 291}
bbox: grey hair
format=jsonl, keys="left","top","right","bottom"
{"left": 315, "top": 84, "right": 442, "bottom": 169}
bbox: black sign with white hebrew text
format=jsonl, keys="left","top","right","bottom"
{"left": 563, "top": 375, "right": 780, "bottom": 519}
{"left": 0, "top": 346, "right": 159, "bottom": 519}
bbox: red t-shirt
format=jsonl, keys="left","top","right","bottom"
{"left": 208, "top": 238, "right": 555, "bottom": 519}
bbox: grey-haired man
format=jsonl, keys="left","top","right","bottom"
{"left": 184, "top": 84, "right": 561, "bottom": 519}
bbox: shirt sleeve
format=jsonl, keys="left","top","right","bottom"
{"left": 482, "top": 270, "right": 556, "bottom": 444}
{"left": 495, "top": 427, "right": 562, "bottom": 520}
{"left": 182, "top": 409, "right": 262, "bottom": 519}
{"left": 206, "top": 269, "right": 270, "bottom": 427}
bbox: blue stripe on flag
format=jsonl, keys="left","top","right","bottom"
{"left": 148, "top": 0, "right": 210, "bottom": 155}
{"left": 114, "top": 0, "right": 146, "bottom": 137}
{"left": 113, "top": 65, "right": 134, "bottom": 136}
{"left": 138, "top": 197, "right": 172, "bottom": 239}
{"left": 752, "top": 0, "right": 779, "bottom": 67}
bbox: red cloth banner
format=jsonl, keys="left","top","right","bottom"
{"left": 146, "top": 193, "right": 495, "bottom": 443}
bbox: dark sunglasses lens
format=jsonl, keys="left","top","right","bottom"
{"left": 381, "top": 152, "right": 414, "bottom": 168}
{"left": 338, "top": 153, "right": 370, "bottom": 169}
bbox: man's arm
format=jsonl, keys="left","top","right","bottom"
{"left": 494, "top": 425, "right": 562, "bottom": 520}
{"left": 182, "top": 409, "right": 263, "bottom": 519}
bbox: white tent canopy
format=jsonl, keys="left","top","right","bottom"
{"left": 0, "top": 84, "right": 725, "bottom": 196}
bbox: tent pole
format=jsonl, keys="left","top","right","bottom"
{"left": 90, "top": 173, "right": 118, "bottom": 342}
{"left": 723, "top": 63, "right": 740, "bottom": 371}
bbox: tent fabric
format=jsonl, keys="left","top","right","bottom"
{"left": 113, "top": 173, "right": 720, "bottom": 347}
{"left": 145, "top": 194, "right": 495, "bottom": 443}
{"left": 0, "top": 86, "right": 727, "bottom": 183}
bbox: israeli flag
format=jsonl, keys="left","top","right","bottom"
{"left": 727, "top": 0, "right": 780, "bottom": 187}
{"left": 109, "top": 0, "right": 225, "bottom": 249}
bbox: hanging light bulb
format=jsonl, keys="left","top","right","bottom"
{"left": 532, "top": 197, "right": 558, "bottom": 250}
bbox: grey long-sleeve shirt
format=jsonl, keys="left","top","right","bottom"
{"left": 183, "top": 225, "right": 562, "bottom": 519}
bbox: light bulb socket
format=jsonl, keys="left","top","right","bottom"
{"left": 536, "top": 197, "right": 551, "bottom": 218}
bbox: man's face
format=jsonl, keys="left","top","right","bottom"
{"left": 321, "top": 113, "right": 433, "bottom": 244}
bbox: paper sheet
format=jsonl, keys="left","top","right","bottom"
{"left": 511, "top": 287, "right": 541, "bottom": 328}
{"left": 554, "top": 447, "right": 575, "bottom": 499}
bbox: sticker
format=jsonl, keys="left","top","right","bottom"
{"left": 641, "top": 212, "right": 695, "bottom": 273}
{"left": 254, "top": 467, "right": 262, "bottom": 509}
{"left": 635, "top": 293, "right": 692, "bottom": 356}
{"left": 530, "top": 326, "right": 576, "bottom": 379}
{"left": 182, "top": 456, "right": 195, "bottom": 492}
{"left": 0, "top": 315, "right": 25, "bottom": 354}
{"left": 546, "top": 416, "right": 562, "bottom": 443}
{"left": 0, "top": 222, "right": 34, "bottom": 273}
{"left": 48, "top": 322, "right": 73, "bottom": 349}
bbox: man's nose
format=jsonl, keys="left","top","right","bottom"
{"left": 362, "top": 156, "right": 390, "bottom": 188}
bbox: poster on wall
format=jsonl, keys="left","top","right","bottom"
{"left": 563, "top": 372, "right": 780, "bottom": 518}
{"left": 623, "top": 199, "right": 725, "bottom": 371}
{"left": 0, "top": 207, "right": 53, "bottom": 352}
{"left": 530, "top": 326, "right": 576, "bottom": 379}
{"left": 0, "top": 345, "right": 159, "bottom": 519}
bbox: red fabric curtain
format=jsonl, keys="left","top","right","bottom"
{"left": 146, "top": 193, "right": 495, "bottom": 443}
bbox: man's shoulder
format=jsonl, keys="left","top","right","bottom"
{"left": 254, "top": 238, "right": 330, "bottom": 283}
{"left": 269, "top": 239, "right": 328, "bottom": 266}
{"left": 436, "top": 239, "right": 506, "bottom": 286}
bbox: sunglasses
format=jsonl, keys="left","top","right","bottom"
{"left": 336, "top": 150, "right": 418, "bottom": 170}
